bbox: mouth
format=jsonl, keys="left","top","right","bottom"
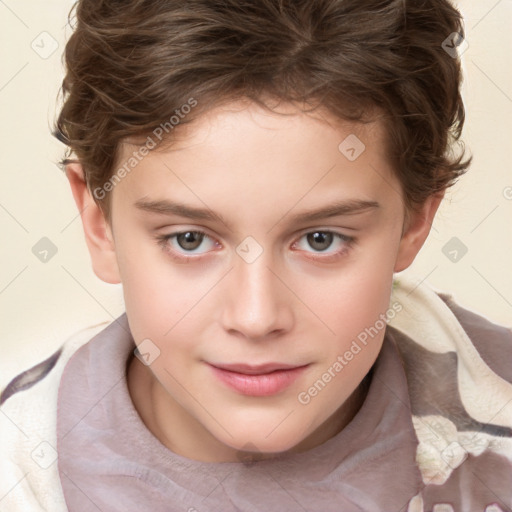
{"left": 207, "top": 362, "right": 310, "bottom": 396}
{"left": 210, "top": 362, "right": 306, "bottom": 375}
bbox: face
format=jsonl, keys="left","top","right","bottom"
{"left": 71, "top": 100, "right": 439, "bottom": 462}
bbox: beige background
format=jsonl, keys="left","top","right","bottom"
{"left": 0, "top": 0, "right": 511, "bottom": 381}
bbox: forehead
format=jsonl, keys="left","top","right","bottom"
{"left": 157, "top": 99, "right": 385, "bottom": 154}
{"left": 113, "top": 100, "right": 400, "bottom": 219}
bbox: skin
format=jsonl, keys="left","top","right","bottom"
{"left": 66, "top": 100, "right": 443, "bottom": 463}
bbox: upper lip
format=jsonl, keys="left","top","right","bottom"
{"left": 209, "top": 362, "right": 308, "bottom": 375}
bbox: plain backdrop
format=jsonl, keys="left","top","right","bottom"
{"left": 0, "top": 0, "right": 511, "bottom": 381}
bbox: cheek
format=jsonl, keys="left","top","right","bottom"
{"left": 296, "top": 262, "right": 394, "bottom": 422}
{"left": 114, "top": 234, "right": 198, "bottom": 343}
{"left": 301, "top": 244, "right": 397, "bottom": 343}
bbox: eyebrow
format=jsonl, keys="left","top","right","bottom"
{"left": 134, "top": 197, "right": 380, "bottom": 229}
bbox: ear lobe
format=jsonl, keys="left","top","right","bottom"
{"left": 394, "top": 192, "right": 444, "bottom": 273}
{"left": 65, "top": 163, "right": 121, "bottom": 284}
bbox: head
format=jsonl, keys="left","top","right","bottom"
{"left": 57, "top": 0, "right": 471, "bottom": 460}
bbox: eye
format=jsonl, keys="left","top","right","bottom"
{"left": 292, "top": 230, "right": 354, "bottom": 260}
{"left": 156, "top": 230, "right": 218, "bottom": 259}
{"left": 174, "top": 231, "right": 209, "bottom": 252}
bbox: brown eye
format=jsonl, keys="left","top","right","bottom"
{"left": 306, "top": 232, "right": 335, "bottom": 251}
{"left": 291, "top": 230, "right": 355, "bottom": 262}
{"left": 176, "top": 231, "right": 204, "bottom": 251}
{"left": 156, "top": 230, "right": 218, "bottom": 260}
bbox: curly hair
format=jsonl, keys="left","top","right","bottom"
{"left": 55, "top": 0, "right": 472, "bottom": 220}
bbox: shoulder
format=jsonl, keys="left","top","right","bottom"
{"left": 0, "top": 320, "right": 110, "bottom": 406}
{"left": 437, "top": 292, "right": 512, "bottom": 383}
{"left": 389, "top": 275, "right": 512, "bottom": 378}
{"left": 0, "top": 319, "right": 111, "bottom": 512}
{"left": 388, "top": 276, "right": 512, "bottom": 506}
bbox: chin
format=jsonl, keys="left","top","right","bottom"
{"left": 218, "top": 422, "right": 310, "bottom": 457}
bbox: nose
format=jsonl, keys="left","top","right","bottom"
{"left": 221, "top": 250, "right": 294, "bottom": 341}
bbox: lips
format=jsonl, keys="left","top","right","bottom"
{"left": 207, "top": 362, "right": 309, "bottom": 396}
{"left": 210, "top": 362, "right": 305, "bottom": 375}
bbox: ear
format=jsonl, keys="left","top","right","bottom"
{"left": 394, "top": 191, "right": 444, "bottom": 272}
{"left": 65, "top": 163, "right": 121, "bottom": 284}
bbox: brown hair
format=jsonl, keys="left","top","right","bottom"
{"left": 55, "top": 0, "right": 472, "bottom": 221}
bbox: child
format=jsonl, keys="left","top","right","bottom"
{"left": 1, "top": 0, "right": 511, "bottom": 510}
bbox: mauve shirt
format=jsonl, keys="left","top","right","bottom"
{"left": 56, "top": 305, "right": 512, "bottom": 512}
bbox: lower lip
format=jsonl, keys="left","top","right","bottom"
{"left": 208, "top": 365, "right": 308, "bottom": 396}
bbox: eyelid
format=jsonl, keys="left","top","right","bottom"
{"left": 294, "top": 225, "right": 356, "bottom": 237}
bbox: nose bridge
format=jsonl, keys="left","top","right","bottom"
{"left": 223, "top": 244, "right": 291, "bottom": 338}
{"left": 237, "top": 252, "right": 275, "bottom": 301}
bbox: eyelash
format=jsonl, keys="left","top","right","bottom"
{"left": 155, "top": 229, "right": 356, "bottom": 263}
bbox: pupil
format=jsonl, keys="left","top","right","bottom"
{"left": 178, "top": 231, "right": 202, "bottom": 250}
{"left": 308, "top": 232, "right": 333, "bottom": 251}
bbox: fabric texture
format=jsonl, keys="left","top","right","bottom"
{"left": 0, "top": 320, "right": 109, "bottom": 512}
{"left": 1, "top": 274, "right": 511, "bottom": 511}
